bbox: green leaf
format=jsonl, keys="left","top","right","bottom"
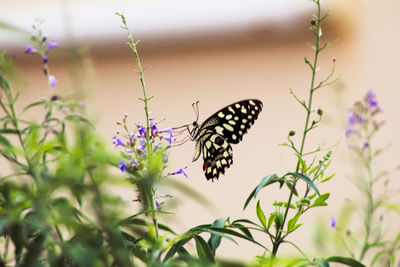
{"left": 65, "top": 114, "right": 95, "bottom": 129}
{"left": 311, "top": 193, "right": 330, "bottom": 207}
{"left": 207, "top": 218, "right": 227, "bottom": 255}
{"left": 231, "top": 223, "right": 253, "bottom": 239}
{"left": 286, "top": 172, "right": 320, "bottom": 196}
{"left": 285, "top": 181, "right": 299, "bottom": 196}
{"left": 164, "top": 237, "right": 192, "bottom": 263}
{"left": 207, "top": 227, "right": 266, "bottom": 249}
{"left": 23, "top": 99, "right": 47, "bottom": 112}
{"left": 273, "top": 202, "right": 296, "bottom": 209}
{"left": 0, "top": 134, "right": 15, "bottom": 157}
{"left": 297, "top": 155, "right": 307, "bottom": 173}
{"left": 194, "top": 235, "right": 215, "bottom": 263}
{"left": 256, "top": 200, "right": 267, "bottom": 228}
{"left": 267, "top": 213, "right": 276, "bottom": 230}
{"left": 315, "top": 258, "right": 329, "bottom": 267}
{"left": 243, "top": 173, "right": 278, "bottom": 210}
{"left": 321, "top": 173, "right": 335, "bottom": 183}
{"left": 287, "top": 211, "right": 302, "bottom": 234}
{"left": 326, "top": 256, "right": 366, "bottom": 267}
{"left": 0, "top": 128, "right": 19, "bottom": 134}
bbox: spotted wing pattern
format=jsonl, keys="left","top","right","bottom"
{"left": 199, "top": 99, "right": 263, "bottom": 144}
{"left": 191, "top": 99, "right": 263, "bottom": 181}
{"left": 198, "top": 130, "right": 233, "bottom": 180}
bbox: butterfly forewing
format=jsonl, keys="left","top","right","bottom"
{"left": 199, "top": 99, "right": 263, "bottom": 144}
{"left": 191, "top": 99, "right": 263, "bottom": 180}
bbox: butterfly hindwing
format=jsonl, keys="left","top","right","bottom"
{"left": 199, "top": 99, "right": 263, "bottom": 144}
{"left": 200, "top": 130, "right": 233, "bottom": 180}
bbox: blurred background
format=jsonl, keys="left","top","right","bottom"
{"left": 1, "top": 0, "right": 400, "bottom": 262}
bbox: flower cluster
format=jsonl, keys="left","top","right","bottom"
{"left": 24, "top": 27, "right": 59, "bottom": 91}
{"left": 112, "top": 115, "right": 187, "bottom": 178}
{"left": 345, "top": 89, "right": 384, "bottom": 151}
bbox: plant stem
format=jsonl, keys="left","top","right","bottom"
{"left": 116, "top": 13, "right": 159, "bottom": 238}
{"left": 272, "top": 0, "right": 322, "bottom": 256}
{"left": 359, "top": 120, "right": 373, "bottom": 261}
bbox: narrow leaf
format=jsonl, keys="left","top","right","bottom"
{"left": 256, "top": 200, "right": 267, "bottom": 228}
{"left": 287, "top": 211, "right": 302, "bottom": 233}
{"left": 287, "top": 172, "right": 320, "bottom": 196}
{"left": 327, "top": 256, "right": 366, "bottom": 267}
{"left": 65, "top": 114, "right": 95, "bottom": 129}
{"left": 243, "top": 173, "right": 278, "bottom": 210}
{"left": 23, "top": 100, "right": 47, "bottom": 112}
{"left": 194, "top": 235, "right": 215, "bottom": 263}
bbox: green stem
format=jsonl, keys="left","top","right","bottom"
{"left": 116, "top": 13, "right": 159, "bottom": 238}
{"left": 359, "top": 120, "right": 373, "bottom": 261}
{"left": 272, "top": 0, "right": 322, "bottom": 256}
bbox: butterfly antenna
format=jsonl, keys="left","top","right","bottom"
{"left": 192, "top": 101, "right": 200, "bottom": 122}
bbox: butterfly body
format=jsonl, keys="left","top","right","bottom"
{"left": 189, "top": 99, "right": 263, "bottom": 181}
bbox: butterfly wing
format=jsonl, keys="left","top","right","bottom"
{"left": 191, "top": 99, "right": 263, "bottom": 180}
{"left": 197, "top": 130, "right": 233, "bottom": 180}
{"left": 199, "top": 99, "right": 263, "bottom": 144}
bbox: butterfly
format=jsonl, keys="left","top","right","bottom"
{"left": 186, "top": 99, "right": 263, "bottom": 181}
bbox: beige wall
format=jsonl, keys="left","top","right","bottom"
{"left": 4, "top": 0, "right": 400, "bottom": 261}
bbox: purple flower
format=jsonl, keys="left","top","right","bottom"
{"left": 24, "top": 45, "right": 36, "bottom": 54}
{"left": 161, "top": 127, "right": 175, "bottom": 145}
{"left": 169, "top": 166, "right": 188, "bottom": 178}
{"left": 42, "top": 36, "right": 47, "bottom": 43}
{"left": 112, "top": 136, "right": 125, "bottom": 147}
{"left": 42, "top": 55, "right": 48, "bottom": 64}
{"left": 363, "top": 142, "right": 370, "bottom": 149}
{"left": 128, "top": 132, "right": 137, "bottom": 141}
{"left": 138, "top": 126, "right": 146, "bottom": 136}
{"left": 47, "top": 40, "right": 59, "bottom": 51}
{"left": 366, "top": 89, "right": 378, "bottom": 108}
{"left": 345, "top": 127, "right": 356, "bottom": 137}
{"left": 348, "top": 110, "right": 364, "bottom": 125}
{"left": 156, "top": 200, "right": 162, "bottom": 211}
{"left": 49, "top": 75, "right": 58, "bottom": 88}
{"left": 130, "top": 159, "right": 138, "bottom": 167}
{"left": 330, "top": 217, "right": 336, "bottom": 228}
{"left": 150, "top": 120, "right": 158, "bottom": 132}
{"left": 119, "top": 161, "right": 128, "bottom": 172}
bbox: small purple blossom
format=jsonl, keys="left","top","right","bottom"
{"left": 138, "top": 126, "right": 146, "bottom": 136}
{"left": 363, "top": 142, "right": 369, "bottom": 149}
{"left": 161, "top": 127, "right": 175, "bottom": 145}
{"left": 155, "top": 200, "right": 162, "bottom": 211}
{"left": 348, "top": 110, "right": 364, "bottom": 125}
{"left": 49, "top": 75, "right": 57, "bottom": 88}
{"left": 46, "top": 40, "right": 59, "bottom": 51}
{"left": 330, "top": 217, "right": 336, "bottom": 228}
{"left": 169, "top": 166, "right": 188, "bottom": 178}
{"left": 150, "top": 120, "right": 158, "bottom": 132}
{"left": 42, "top": 55, "right": 48, "bottom": 64}
{"left": 130, "top": 158, "right": 138, "bottom": 167}
{"left": 366, "top": 89, "right": 378, "bottom": 108}
{"left": 24, "top": 45, "right": 36, "bottom": 54}
{"left": 128, "top": 132, "right": 137, "bottom": 141}
{"left": 345, "top": 127, "right": 356, "bottom": 138}
{"left": 112, "top": 136, "right": 125, "bottom": 147}
{"left": 137, "top": 137, "right": 146, "bottom": 152}
{"left": 119, "top": 161, "right": 128, "bottom": 172}
{"left": 42, "top": 36, "right": 47, "bottom": 43}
